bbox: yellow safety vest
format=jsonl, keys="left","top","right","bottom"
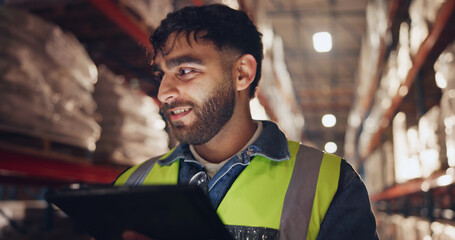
{"left": 115, "top": 141, "right": 341, "bottom": 240}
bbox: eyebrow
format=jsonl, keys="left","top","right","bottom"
{"left": 165, "top": 55, "right": 203, "bottom": 69}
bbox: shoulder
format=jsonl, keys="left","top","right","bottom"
{"left": 294, "top": 143, "right": 342, "bottom": 169}
{"left": 295, "top": 143, "right": 355, "bottom": 189}
{"left": 113, "top": 153, "right": 167, "bottom": 186}
{"left": 317, "top": 160, "right": 378, "bottom": 239}
{"left": 337, "top": 159, "right": 363, "bottom": 192}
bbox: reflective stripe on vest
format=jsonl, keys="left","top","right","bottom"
{"left": 280, "top": 145, "right": 341, "bottom": 239}
{"left": 114, "top": 148, "right": 179, "bottom": 186}
{"left": 113, "top": 141, "right": 341, "bottom": 239}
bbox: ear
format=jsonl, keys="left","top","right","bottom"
{"left": 234, "top": 54, "right": 257, "bottom": 92}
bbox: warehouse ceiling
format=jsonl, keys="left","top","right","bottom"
{"left": 5, "top": 0, "right": 368, "bottom": 156}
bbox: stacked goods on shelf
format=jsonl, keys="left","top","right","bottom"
{"left": 391, "top": 106, "right": 447, "bottom": 184}
{"left": 431, "top": 221, "right": 455, "bottom": 239}
{"left": 435, "top": 42, "right": 455, "bottom": 167}
{"left": 258, "top": 34, "right": 304, "bottom": 141}
{"left": 358, "top": 20, "right": 413, "bottom": 158}
{"left": 409, "top": 0, "right": 446, "bottom": 56}
{"left": 344, "top": 0, "right": 389, "bottom": 159}
{"left": 365, "top": 106, "right": 453, "bottom": 190}
{"left": 247, "top": 1, "right": 304, "bottom": 142}
{"left": 376, "top": 213, "right": 433, "bottom": 240}
{"left": 419, "top": 106, "right": 446, "bottom": 176}
{"left": 382, "top": 141, "right": 396, "bottom": 188}
{"left": 120, "top": 0, "right": 173, "bottom": 30}
{"left": 346, "top": 0, "right": 452, "bottom": 162}
{"left": 377, "top": 213, "right": 455, "bottom": 239}
{"left": 364, "top": 147, "right": 384, "bottom": 195}
{"left": 363, "top": 141, "right": 395, "bottom": 193}
{"left": 391, "top": 112, "right": 420, "bottom": 183}
{"left": 345, "top": 0, "right": 454, "bottom": 237}
{"left": 0, "top": 7, "right": 100, "bottom": 152}
{"left": 93, "top": 66, "right": 169, "bottom": 166}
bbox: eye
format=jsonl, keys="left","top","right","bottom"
{"left": 177, "top": 68, "right": 198, "bottom": 80}
{"left": 178, "top": 68, "right": 193, "bottom": 76}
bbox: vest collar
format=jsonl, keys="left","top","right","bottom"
{"left": 157, "top": 120, "right": 291, "bottom": 166}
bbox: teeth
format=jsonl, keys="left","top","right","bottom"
{"left": 172, "top": 108, "right": 190, "bottom": 115}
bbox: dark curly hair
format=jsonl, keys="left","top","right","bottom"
{"left": 151, "top": 4, "right": 263, "bottom": 98}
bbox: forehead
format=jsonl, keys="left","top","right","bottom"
{"left": 153, "top": 32, "right": 220, "bottom": 64}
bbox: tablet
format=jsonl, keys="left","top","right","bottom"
{"left": 45, "top": 185, "right": 233, "bottom": 240}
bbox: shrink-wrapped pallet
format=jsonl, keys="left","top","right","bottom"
{"left": 441, "top": 91, "right": 455, "bottom": 168}
{"left": 120, "top": 0, "right": 173, "bottom": 29}
{"left": 409, "top": 0, "right": 446, "bottom": 56}
{"left": 393, "top": 113, "right": 422, "bottom": 183}
{"left": 364, "top": 147, "right": 384, "bottom": 195}
{"left": 434, "top": 42, "right": 455, "bottom": 92}
{"left": 93, "top": 66, "right": 169, "bottom": 166}
{"left": 435, "top": 42, "right": 455, "bottom": 167}
{"left": 418, "top": 106, "right": 445, "bottom": 176}
{"left": 0, "top": 7, "right": 100, "bottom": 152}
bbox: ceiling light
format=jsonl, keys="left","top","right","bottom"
{"left": 324, "top": 142, "right": 337, "bottom": 153}
{"left": 313, "top": 32, "right": 332, "bottom": 53}
{"left": 322, "top": 114, "right": 336, "bottom": 128}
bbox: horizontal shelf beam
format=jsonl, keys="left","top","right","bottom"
{"left": 0, "top": 151, "right": 125, "bottom": 185}
{"left": 372, "top": 169, "right": 455, "bottom": 201}
{"left": 88, "top": 0, "right": 152, "bottom": 51}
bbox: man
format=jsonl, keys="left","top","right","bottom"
{"left": 115, "top": 4, "right": 378, "bottom": 240}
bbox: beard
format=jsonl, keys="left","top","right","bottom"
{"left": 161, "top": 77, "right": 235, "bottom": 145}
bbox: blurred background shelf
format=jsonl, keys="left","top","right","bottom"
{"left": 365, "top": 0, "right": 455, "bottom": 156}
{"left": 0, "top": 150, "right": 125, "bottom": 185}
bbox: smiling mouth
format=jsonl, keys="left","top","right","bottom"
{"left": 171, "top": 108, "right": 191, "bottom": 115}
{"left": 168, "top": 107, "right": 193, "bottom": 121}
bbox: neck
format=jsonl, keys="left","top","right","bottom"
{"left": 193, "top": 114, "right": 257, "bottom": 163}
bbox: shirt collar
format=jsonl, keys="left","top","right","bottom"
{"left": 157, "top": 120, "right": 291, "bottom": 166}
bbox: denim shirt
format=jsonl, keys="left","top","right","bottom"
{"left": 156, "top": 121, "right": 291, "bottom": 209}
{"left": 155, "top": 121, "right": 378, "bottom": 239}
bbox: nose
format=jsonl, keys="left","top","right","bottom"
{"left": 157, "top": 74, "right": 179, "bottom": 104}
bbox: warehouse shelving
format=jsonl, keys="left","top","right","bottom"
{"left": 365, "top": 0, "right": 455, "bottom": 199}
{"left": 0, "top": 0, "right": 150, "bottom": 186}
{"left": 359, "top": 0, "right": 409, "bottom": 117}
{"left": 365, "top": 0, "right": 455, "bottom": 157}
{"left": 353, "top": 0, "right": 455, "bottom": 230}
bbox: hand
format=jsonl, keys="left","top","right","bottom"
{"left": 122, "top": 231, "right": 154, "bottom": 240}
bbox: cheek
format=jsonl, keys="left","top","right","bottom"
{"left": 188, "top": 79, "right": 220, "bottom": 99}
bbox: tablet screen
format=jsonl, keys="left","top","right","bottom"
{"left": 45, "top": 185, "right": 233, "bottom": 240}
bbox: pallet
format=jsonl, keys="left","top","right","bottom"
{"left": 0, "top": 130, "right": 92, "bottom": 164}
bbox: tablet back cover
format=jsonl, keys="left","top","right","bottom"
{"left": 45, "top": 185, "right": 232, "bottom": 240}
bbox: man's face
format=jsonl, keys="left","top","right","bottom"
{"left": 153, "top": 33, "right": 236, "bottom": 145}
